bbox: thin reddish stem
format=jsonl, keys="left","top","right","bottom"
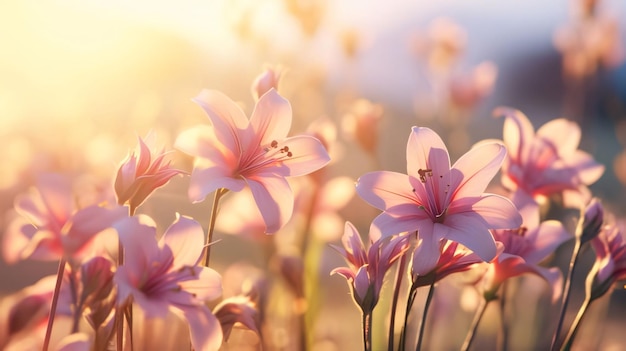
{"left": 43, "top": 258, "right": 67, "bottom": 351}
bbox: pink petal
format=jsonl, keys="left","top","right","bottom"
{"left": 450, "top": 195, "right": 522, "bottom": 230}
{"left": 342, "top": 221, "right": 367, "bottom": 267}
{"left": 175, "top": 125, "right": 237, "bottom": 164}
{"left": 182, "top": 306, "right": 223, "bottom": 351}
{"left": 64, "top": 206, "right": 127, "bottom": 256}
{"left": 406, "top": 127, "right": 450, "bottom": 180}
{"left": 411, "top": 235, "right": 442, "bottom": 276}
{"left": 161, "top": 215, "right": 205, "bottom": 267}
{"left": 245, "top": 175, "right": 293, "bottom": 233}
{"left": 180, "top": 267, "right": 223, "bottom": 302}
{"left": 248, "top": 89, "right": 292, "bottom": 148}
{"left": 36, "top": 174, "right": 74, "bottom": 227}
{"left": 566, "top": 151, "right": 605, "bottom": 185}
{"left": 192, "top": 90, "right": 249, "bottom": 156}
{"left": 450, "top": 142, "right": 506, "bottom": 200}
{"left": 356, "top": 171, "right": 416, "bottom": 211}
{"left": 372, "top": 211, "right": 431, "bottom": 238}
{"left": 444, "top": 213, "right": 498, "bottom": 261}
{"left": 115, "top": 216, "right": 159, "bottom": 278}
{"left": 3, "top": 217, "right": 36, "bottom": 263}
{"left": 495, "top": 107, "right": 535, "bottom": 163}
{"left": 331, "top": 266, "right": 356, "bottom": 281}
{"left": 536, "top": 118, "right": 581, "bottom": 158}
{"left": 279, "top": 135, "right": 331, "bottom": 176}
{"left": 523, "top": 221, "right": 571, "bottom": 264}
{"left": 189, "top": 167, "right": 245, "bottom": 203}
{"left": 353, "top": 265, "right": 371, "bottom": 302}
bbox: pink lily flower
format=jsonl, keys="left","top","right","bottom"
{"left": 4, "top": 174, "right": 127, "bottom": 263}
{"left": 590, "top": 220, "right": 626, "bottom": 297}
{"left": 115, "top": 135, "right": 186, "bottom": 214}
{"left": 175, "top": 89, "right": 330, "bottom": 233}
{"left": 356, "top": 126, "right": 522, "bottom": 263}
{"left": 114, "top": 215, "right": 223, "bottom": 351}
{"left": 487, "top": 207, "right": 570, "bottom": 302}
{"left": 331, "top": 222, "right": 409, "bottom": 313}
{"left": 495, "top": 107, "right": 604, "bottom": 211}
{"left": 411, "top": 239, "right": 483, "bottom": 288}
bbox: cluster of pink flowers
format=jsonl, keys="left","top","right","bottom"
{"left": 1, "top": 62, "right": 623, "bottom": 351}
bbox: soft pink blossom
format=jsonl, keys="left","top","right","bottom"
{"left": 115, "top": 135, "right": 186, "bottom": 214}
{"left": 411, "top": 239, "right": 483, "bottom": 288}
{"left": 175, "top": 89, "right": 330, "bottom": 233}
{"left": 4, "top": 174, "right": 127, "bottom": 263}
{"left": 356, "top": 127, "right": 522, "bottom": 262}
{"left": 251, "top": 66, "right": 283, "bottom": 101}
{"left": 590, "top": 221, "right": 626, "bottom": 292}
{"left": 213, "top": 295, "right": 260, "bottom": 341}
{"left": 331, "top": 222, "right": 409, "bottom": 313}
{"left": 487, "top": 207, "right": 570, "bottom": 302}
{"left": 114, "top": 215, "right": 223, "bottom": 351}
{"left": 495, "top": 108, "right": 604, "bottom": 211}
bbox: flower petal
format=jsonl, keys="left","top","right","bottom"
{"left": 188, "top": 167, "right": 245, "bottom": 203}
{"left": 523, "top": 220, "right": 571, "bottom": 264}
{"left": 161, "top": 215, "right": 205, "bottom": 267}
{"left": 181, "top": 306, "right": 223, "bottom": 351}
{"left": 450, "top": 195, "right": 522, "bottom": 230}
{"left": 356, "top": 171, "right": 416, "bottom": 211}
{"left": 444, "top": 212, "right": 498, "bottom": 261}
{"left": 245, "top": 176, "right": 293, "bottom": 233}
{"left": 278, "top": 135, "right": 330, "bottom": 177}
{"left": 372, "top": 210, "right": 432, "bottom": 238}
{"left": 494, "top": 107, "right": 535, "bottom": 163}
{"left": 406, "top": 127, "right": 450, "bottom": 179}
{"left": 180, "top": 267, "right": 223, "bottom": 303}
{"left": 412, "top": 233, "right": 441, "bottom": 276}
{"left": 450, "top": 142, "right": 506, "bottom": 200}
{"left": 192, "top": 90, "right": 249, "bottom": 156}
{"left": 175, "top": 125, "right": 237, "bottom": 163}
{"left": 248, "top": 89, "right": 292, "bottom": 148}
{"left": 536, "top": 118, "right": 581, "bottom": 158}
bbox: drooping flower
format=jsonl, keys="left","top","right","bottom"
{"left": 331, "top": 222, "right": 409, "bottom": 313}
{"left": 114, "top": 134, "right": 186, "bottom": 214}
{"left": 4, "top": 174, "right": 127, "bottom": 263}
{"left": 590, "top": 220, "right": 626, "bottom": 299}
{"left": 495, "top": 107, "right": 604, "bottom": 211}
{"left": 114, "top": 215, "right": 223, "bottom": 351}
{"left": 213, "top": 295, "right": 260, "bottom": 341}
{"left": 356, "top": 126, "right": 522, "bottom": 263}
{"left": 411, "top": 239, "right": 483, "bottom": 288}
{"left": 486, "top": 207, "right": 570, "bottom": 302}
{"left": 175, "top": 89, "right": 330, "bottom": 233}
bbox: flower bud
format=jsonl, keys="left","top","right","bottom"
{"left": 580, "top": 198, "right": 604, "bottom": 244}
{"left": 251, "top": 66, "right": 283, "bottom": 101}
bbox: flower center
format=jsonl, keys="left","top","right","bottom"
{"left": 239, "top": 139, "right": 293, "bottom": 176}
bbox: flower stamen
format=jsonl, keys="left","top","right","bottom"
{"left": 418, "top": 168, "right": 433, "bottom": 183}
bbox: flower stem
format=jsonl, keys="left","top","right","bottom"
{"left": 204, "top": 188, "right": 226, "bottom": 267}
{"left": 498, "top": 281, "right": 509, "bottom": 351}
{"left": 560, "top": 296, "right": 591, "bottom": 351}
{"left": 551, "top": 237, "right": 582, "bottom": 351}
{"left": 399, "top": 285, "right": 418, "bottom": 351}
{"left": 362, "top": 310, "right": 373, "bottom": 351}
{"left": 461, "top": 297, "right": 490, "bottom": 351}
{"left": 415, "top": 282, "right": 435, "bottom": 351}
{"left": 388, "top": 254, "right": 407, "bottom": 351}
{"left": 43, "top": 258, "right": 67, "bottom": 351}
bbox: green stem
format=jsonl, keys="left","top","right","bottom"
{"left": 362, "top": 310, "right": 373, "bottom": 351}
{"left": 43, "top": 258, "right": 67, "bottom": 351}
{"left": 551, "top": 237, "right": 582, "bottom": 351}
{"left": 399, "top": 285, "right": 418, "bottom": 351}
{"left": 415, "top": 282, "right": 435, "bottom": 351}
{"left": 203, "top": 188, "right": 226, "bottom": 267}
{"left": 461, "top": 297, "right": 490, "bottom": 351}
{"left": 389, "top": 254, "right": 407, "bottom": 351}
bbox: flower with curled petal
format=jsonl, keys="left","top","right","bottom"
{"left": 356, "top": 126, "right": 522, "bottom": 267}
{"left": 411, "top": 239, "right": 483, "bottom": 288}
{"left": 115, "top": 135, "right": 186, "bottom": 214}
{"left": 486, "top": 207, "right": 570, "bottom": 302}
{"left": 494, "top": 107, "right": 604, "bottom": 211}
{"left": 331, "top": 222, "right": 409, "bottom": 313}
{"left": 175, "top": 89, "right": 330, "bottom": 233}
{"left": 114, "top": 215, "right": 223, "bottom": 351}
{"left": 4, "top": 174, "right": 127, "bottom": 263}
{"left": 590, "top": 220, "right": 626, "bottom": 299}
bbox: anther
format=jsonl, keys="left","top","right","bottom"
{"left": 271, "top": 140, "right": 278, "bottom": 148}
{"left": 418, "top": 168, "right": 433, "bottom": 183}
